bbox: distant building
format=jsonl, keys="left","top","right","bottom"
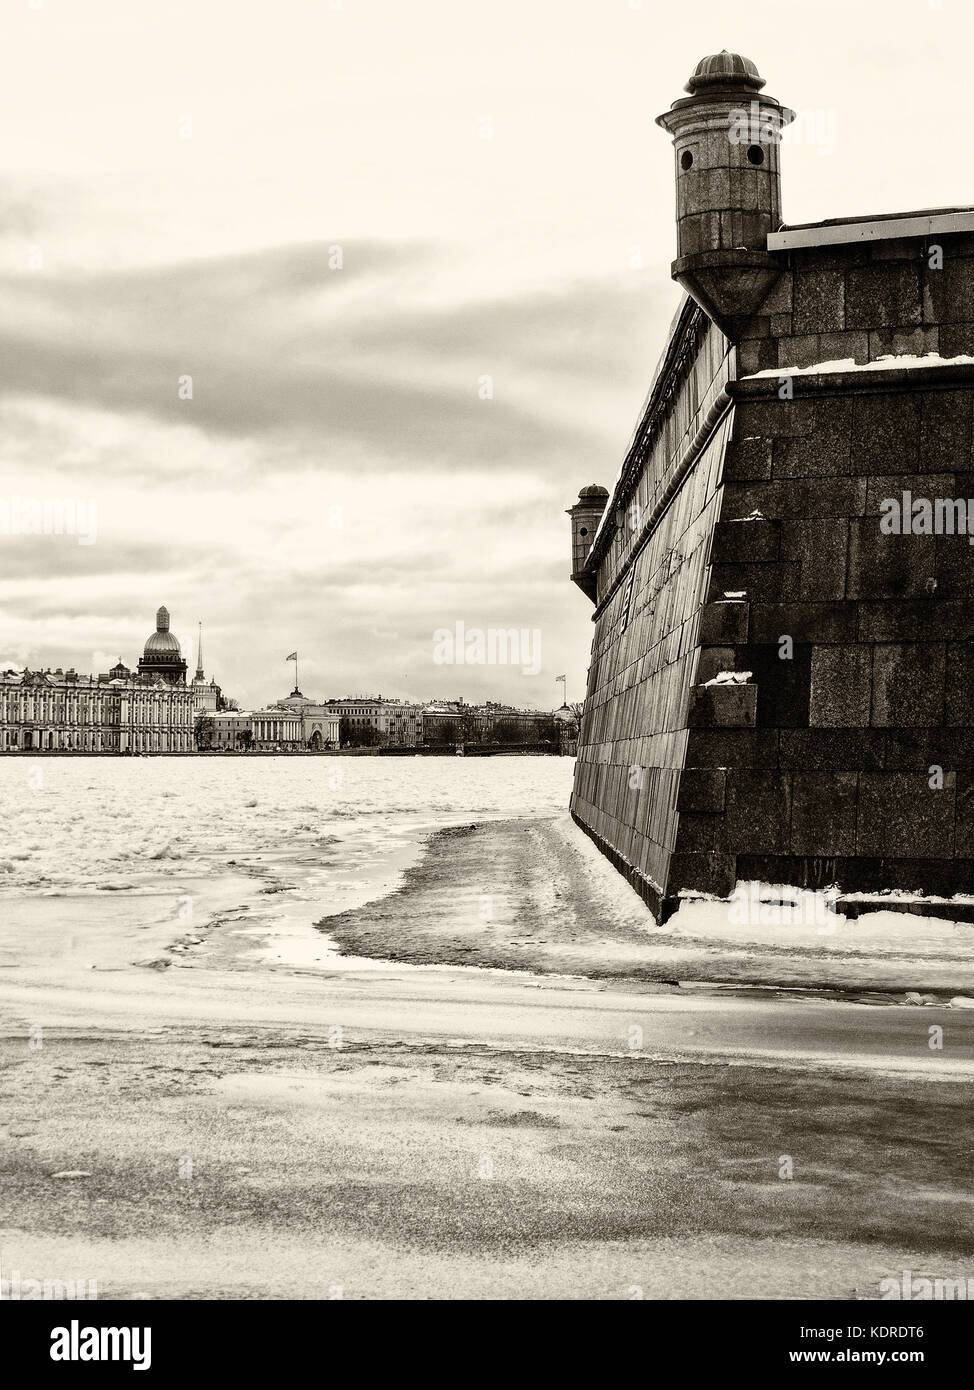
{"left": 268, "top": 690, "right": 341, "bottom": 749}
{"left": 205, "top": 708, "right": 305, "bottom": 751}
{"left": 324, "top": 697, "right": 423, "bottom": 746}
{"left": 190, "top": 622, "right": 222, "bottom": 717}
{"left": 0, "top": 665, "right": 194, "bottom": 753}
{"left": 422, "top": 699, "right": 559, "bottom": 744}
{"left": 0, "top": 604, "right": 229, "bottom": 754}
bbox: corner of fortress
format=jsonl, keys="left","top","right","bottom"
{"left": 568, "top": 49, "right": 974, "bottom": 923}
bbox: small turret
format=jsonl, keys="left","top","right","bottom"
{"left": 656, "top": 51, "right": 794, "bottom": 336}
{"left": 568, "top": 485, "right": 608, "bottom": 602}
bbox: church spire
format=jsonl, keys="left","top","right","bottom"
{"left": 195, "top": 621, "right": 204, "bottom": 681}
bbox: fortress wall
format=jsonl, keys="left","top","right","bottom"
{"left": 675, "top": 368, "right": 974, "bottom": 903}
{"left": 571, "top": 311, "right": 735, "bottom": 915}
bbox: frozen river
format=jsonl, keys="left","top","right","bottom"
{"left": 0, "top": 755, "right": 576, "bottom": 973}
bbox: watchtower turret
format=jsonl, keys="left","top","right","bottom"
{"left": 656, "top": 51, "right": 794, "bottom": 336}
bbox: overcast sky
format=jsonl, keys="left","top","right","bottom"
{"left": 1, "top": 0, "right": 972, "bottom": 709}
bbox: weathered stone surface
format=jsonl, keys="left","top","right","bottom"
{"left": 792, "top": 269, "right": 845, "bottom": 335}
{"left": 779, "top": 728, "right": 885, "bottom": 770}
{"left": 945, "top": 641, "right": 974, "bottom": 727}
{"left": 684, "top": 728, "right": 779, "bottom": 769}
{"left": 847, "top": 522, "right": 936, "bottom": 600}
{"left": 750, "top": 602, "right": 856, "bottom": 644}
{"left": 780, "top": 518, "right": 848, "bottom": 600}
{"left": 857, "top": 773, "right": 955, "bottom": 857}
{"left": 920, "top": 391, "right": 973, "bottom": 469}
{"left": 871, "top": 642, "right": 945, "bottom": 728}
{"left": 710, "top": 517, "right": 780, "bottom": 562}
{"left": 687, "top": 682, "right": 757, "bottom": 728}
{"left": 845, "top": 263, "right": 923, "bottom": 330}
{"left": 746, "top": 643, "right": 811, "bottom": 727}
{"left": 809, "top": 644, "right": 872, "bottom": 727}
{"left": 724, "top": 436, "right": 772, "bottom": 481}
{"left": 677, "top": 767, "right": 727, "bottom": 813}
{"left": 716, "top": 771, "right": 792, "bottom": 854}
{"left": 850, "top": 395, "right": 922, "bottom": 475}
{"left": 772, "top": 431, "right": 851, "bottom": 479}
{"left": 790, "top": 771, "right": 857, "bottom": 855}
{"left": 698, "top": 600, "right": 749, "bottom": 645}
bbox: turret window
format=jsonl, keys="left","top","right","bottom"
{"left": 680, "top": 150, "right": 693, "bottom": 171}
{"left": 746, "top": 145, "right": 765, "bottom": 165}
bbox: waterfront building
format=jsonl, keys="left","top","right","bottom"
{"left": 324, "top": 697, "right": 423, "bottom": 746}
{"left": 568, "top": 50, "right": 974, "bottom": 920}
{"left": 270, "top": 690, "right": 342, "bottom": 749}
{"left": 206, "top": 708, "right": 304, "bottom": 751}
{"left": 0, "top": 665, "right": 194, "bottom": 753}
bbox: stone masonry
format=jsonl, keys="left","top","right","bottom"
{"left": 568, "top": 51, "right": 974, "bottom": 921}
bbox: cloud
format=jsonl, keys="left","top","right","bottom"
{"left": 0, "top": 240, "right": 666, "bottom": 479}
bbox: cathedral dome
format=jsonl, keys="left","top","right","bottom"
{"left": 143, "top": 605, "right": 181, "bottom": 657}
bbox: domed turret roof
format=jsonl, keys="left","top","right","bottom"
{"left": 578, "top": 484, "right": 609, "bottom": 500}
{"left": 685, "top": 51, "right": 766, "bottom": 95}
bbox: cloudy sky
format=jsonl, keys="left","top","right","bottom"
{"left": 1, "top": 0, "right": 972, "bottom": 709}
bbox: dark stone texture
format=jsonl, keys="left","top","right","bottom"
{"left": 884, "top": 727, "right": 974, "bottom": 771}
{"left": 792, "top": 269, "right": 845, "bottom": 335}
{"left": 772, "top": 430, "right": 851, "bottom": 479}
{"left": 779, "top": 728, "right": 885, "bottom": 771}
{"left": 856, "top": 772, "right": 955, "bottom": 857}
{"left": 724, "top": 436, "right": 772, "bottom": 481}
{"left": 698, "top": 600, "right": 749, "bottom": 645}
{"left": 780, "top": 517, "right": 849, "bottom": 600}
{"left": 790, "top": 771, "right": 857, "bottom": 855}
{"left": 706, "top": 560, "right": 798, "bottom": 604}
{"left": 677, "top": 767, "right": 727, "bottom": 814}
{"left": 666, "top": 851, "right": 736, "bottom": 897}
{"left": 684, "top": 728, "right": 779, "bottom": 769}
{"left": 856, "top": 598, "right": 971, "bottom": 642}
{"left": 945, "top": 641, "right": 974, "bottom": 727}
{"left": 849, "top": 394, "right": 922, "bottom": 476}
{"left": 710, "top": 517, "right": 780, "bottom": 562}
{"left": 845, "top": 263, "right": 923, "bottom": 331}
{"left": 954, "top": 773, "right": 974, "bottom": 856}
{"left": 744, "top": 643, "right": 812, "bottom": 728}
{"left": 871, "top": 643, "right": 945, "bottom": 728}
{"left": 920, "top": 390, "right": 973, "bottom": 469}
{"left": 750, "top": 602, "right": 857, "bottom": 644}
{"left": 717, "top": 771, "right": 792, "bottom": 854}
{"left": 687, "top": 682, "right": 757, "bottom": 728}
{"left": 847, "top": 521, "right": 936, "bottom": 600}
{"left": 675, "top": 811, "right": 718, "bottom": 852}
{"left": 809, "top": 644, "right": 872, "bottom": 727}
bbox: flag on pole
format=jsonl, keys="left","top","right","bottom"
{"left": 286, "top": 652, "right": 297, "bottom": 662}
{"left": 555, "top": 674, "right": 565, "bottom": 681}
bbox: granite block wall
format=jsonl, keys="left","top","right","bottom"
{"left": 674, "top": 368, "right": 974, "bottom": 908}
